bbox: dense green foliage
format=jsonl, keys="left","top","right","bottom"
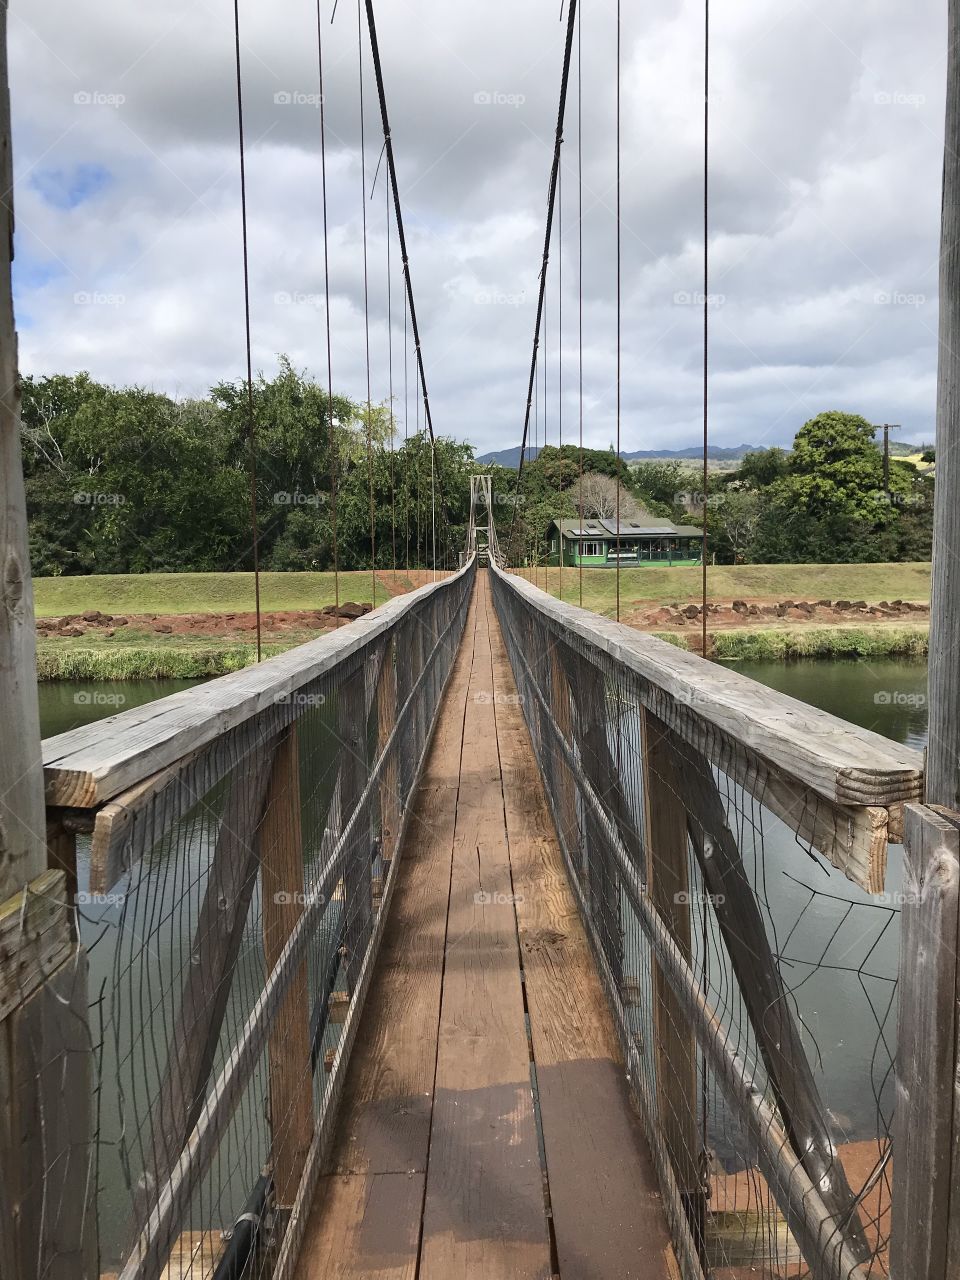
{"left": 22, "top": 360, "right": 474, "bottom": 575}
{"left": 486, "top": 414, "right": 934, "bottom": 566}
{"left": 23, "top": 378, "right": 933, "bottom": 574}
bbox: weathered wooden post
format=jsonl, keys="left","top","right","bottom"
{"left": 928, "top": 0, "right": 960, "bottom": 814}
{"left": 260, "top": 725, "right": 314, "bottom": 1216}
{"left": 0, "top": 4, "right": 96, "bottom": 1273}
{"left": 639, "top": 709, "right": 704, "bottom": 1256}
{"left": 893, "top": 3, "right": 960, "bottom": 1273}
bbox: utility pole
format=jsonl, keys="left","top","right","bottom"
{"left": 928, "top": 0, "right": 960, "bottom": 810}
{"left": 880, "top": 423, "right": 900, "bottom": 494}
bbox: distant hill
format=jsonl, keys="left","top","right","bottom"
{"left": 473, "top": 443, "right": 764, "bottom": 469}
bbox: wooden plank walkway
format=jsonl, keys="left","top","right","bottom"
{"left": 295, "top": 571, "right": 675, "bottom": 1280}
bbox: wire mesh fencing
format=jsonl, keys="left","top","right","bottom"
{"left": 489, "top": 560, "right": 919, "bottom": 1280}
{"left": 39, "top": 561, "right": 474, "bottom": 1280}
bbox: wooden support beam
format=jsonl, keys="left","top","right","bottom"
{"left": 0, "top": 0, "right": 45, "bottom": 907}
{"left": 337, "top": 664, "right": 372, "bottom": 994}
{"left": 260, "top": 724, "right": 314, "bottom": 1211}
{"left": 892, "top": 803, "right": 960, "bottom": 1279}
{"left": 928, "top": 0, "right": 960, "bottom": 811}
{"left": 131, "top": 742, "right": 276, "bottom": 1234}
{"left": 559, "top": 652, "right": 625, "bottom": 987}
{"left": 375, "top": 637, "right": 400, "bottom": 866}
{"left": 640, "top": 709, "right": 705, "bottom": 1254}
{"left": 675, "top": 730, "right": 872, "bottom": 1265}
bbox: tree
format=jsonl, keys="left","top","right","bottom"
{"left": 580, "top": 472, "right": 644, "bottom": 521}
{"left": 708, "top": 491, "right": 762, "bottom": 564}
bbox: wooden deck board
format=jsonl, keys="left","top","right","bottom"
{"left": 294, "top": 572, "right": 674, "bottom": 1279}
{"left": 488, "top": 585, "right": 674, "bottom": 1280}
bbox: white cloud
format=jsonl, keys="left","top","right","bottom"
{"left": 9, "top": 0, "right": 947, "bottom": 452}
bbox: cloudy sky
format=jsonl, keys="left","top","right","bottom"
{"left": 9, "top": 0, "right": 948, "bottom": 454}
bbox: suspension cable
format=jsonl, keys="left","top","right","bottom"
{"left": 558, "top": 158, "right": 563, "bottom": 602}
{"left": 387, "top": 178, "right": 397, "bottom": 580}
{"left": 701, "top": 0, "right": 710, "bottom": 658}
{"left": 232, "top": 0, "right": 262, "bottom": 661}
{"left": 615, "top": 0, "right": 621, "bottom": 623}
{"left": 510, "top": 0, "right": 579, "bottom": 550}
{"left": 362, "top": 0, "right": 435, "bottom": 445}
{"left": 315, "top": 0, "right": 340, "bottom": 624}
{"left": 577, "top": 1, "right": 584, "bottom": 609}
{"left": 358, "top": 1, "right": 377, "bottom": 609}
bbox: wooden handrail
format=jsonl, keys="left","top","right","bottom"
{"left": 42, "top": 560, "right": 471, "bottom": 809}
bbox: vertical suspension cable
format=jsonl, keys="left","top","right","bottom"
{"left": 232, "top": 0, "right": 262, "bottom": 662}
{"left": 358, "top": 0, "right": 376, "bottom": 609}
{"left": 316, "top": 0, "right": 340, "bottom": 626}
{"left": 387, "top": 177, "right": 397, "bottom": 581}
{"left": 578, "top": 0, "right": 584, "bottom": 610}
{"left": 404, "top": 294, "right": 410, "bottom": 574}
{"left": 701, "top": 0, "right": 711, "bottom": 659}
{"left": 615, "top": 0, "right": 621, "bottom": 624}
{"left": 558, "top": 159, "right": 563, "bottom": 602}
{"left": 430, "top": 393, "right": 437, "bottom": 579}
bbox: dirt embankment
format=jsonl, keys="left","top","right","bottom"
{"left": 626, "top": 595, "right": 929, "bottom": 634}
{"left": 36, "top": 602, "right": 374, "bottom": 642}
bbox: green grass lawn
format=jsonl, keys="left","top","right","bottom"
{"left": 32, "top": 570, "right": 410, "bottom": 618}
{"left": 525, "top": 562, "right": 932, "bottom": 615}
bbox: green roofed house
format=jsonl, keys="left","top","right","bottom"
{"left": 547, "top": 515, "right": 704, "bottom": 567}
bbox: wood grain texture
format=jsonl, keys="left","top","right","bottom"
{"left": 0, "top": 0, "right": 46, "bottom": 901}
{"left": 491, "top": 596, "right": 674, "bottom": 1280}
{"left": 491, "top": 564, "right": 923, "bottom": 809}
{"left": 927, "top": 0, "right": 960, "bottom": 810}
{"left": 294, "top": 586, "right": 475, "bottom": 1277}
{"left": 640, "top": 709, "right": 702, "bottom": 1220}
{"left": 261, "top": 725, "right": 314, "bottom": 1208}
{"left": 42, "top": 562, "right": 473, "bottom": 809}
{"left": 892, "top": 803, "right": 960, "bottom": 1279}
{"left": 418, "top": 574, "right": 551, "bottom": 1280}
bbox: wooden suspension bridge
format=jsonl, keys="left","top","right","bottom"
{"left": 4, "top": 7, "right": 960, "bottom": 1280}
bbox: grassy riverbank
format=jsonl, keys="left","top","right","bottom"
{"left": 32, "top": 569, "right": 413, "bottom": 617}
{"left": 656, "top": 625, "right": 930, "bottom": 661}
{"left": 529, "top": 562, "right": 932, "bottom": 613}
{"left": 35, "top": 641, "right": 288, "bottom": 680}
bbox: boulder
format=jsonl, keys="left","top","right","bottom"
{"left": 154, "top": 624, "right": 173, "bottom": 635}
{"left": 61, "top": 627, "right": 84, "bottom": 637}
{"left": 682, "top": 604, "right": 700, "bottom": 619}
{"left": 835, "top": 599, "right": 852, "bottom": 610}
{"left": 732, "top": 600, "right": 748, "bottom": 613}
